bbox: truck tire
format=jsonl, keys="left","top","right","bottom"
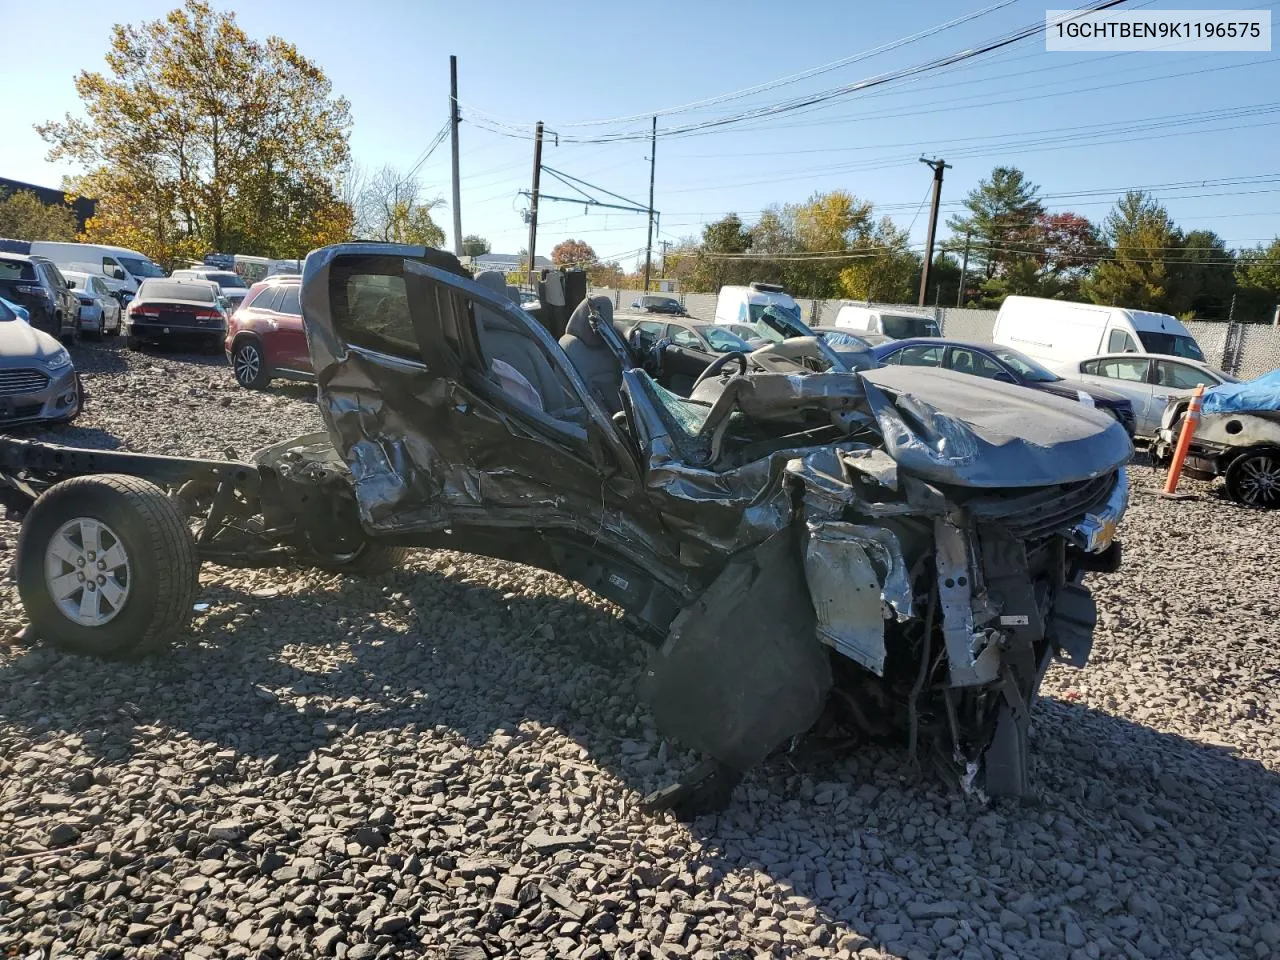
{"left": 16, "top": 475, "right": 200, "bottom": 658}
{"left": 305, "top": 542, "right": 411, "bottom": 576}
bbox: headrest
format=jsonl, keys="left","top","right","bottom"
{"left": 565, "top": 296, "right": 614, "bottom": 346}
{"left": 474, "top": 271, "right": 508, "bottom": 296}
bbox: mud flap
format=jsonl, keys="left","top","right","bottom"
{"left": 642, "top": 530, "right": 832, "bottom": 773}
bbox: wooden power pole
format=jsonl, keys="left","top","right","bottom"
{"left": 643, "top": 116, "right": 657, "bottom": 292}
{"left": 917, "top": 157, "right": 951, "bottom": 307}
{"left": 449, "top": 55, "right": 462, "bottom": 256}
{"left": 526, "top": 121, "right": 544, "bottom": 285}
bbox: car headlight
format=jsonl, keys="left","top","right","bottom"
{"left": 45, "top": 349, "right": 73, "bottom": 371}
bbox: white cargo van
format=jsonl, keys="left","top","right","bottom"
{"left": 833, "top": 304, "right": 940, "bottom": 340}
{"left": 992, "top": 296, "right": 1204, "bottom": 374}
{"left": 714, "top": 283, "right": 802, "bottom": 330}
{"left": 28, "top": 242, "right": 166, "bottom": 303}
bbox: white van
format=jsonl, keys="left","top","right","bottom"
{"left": 714, "top": 283, "right": 802, "bottom": 330}
{"left": 28, "top": 242, "right": 166, "bottom": 303}
{"left": 992, "top": 295, "right": 1204, "bottom": 374}
{"left": 833, "top": 304, "right": 940, "bottom": 340}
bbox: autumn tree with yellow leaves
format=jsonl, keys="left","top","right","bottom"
{"left": 38, "top": 0, "right": 353, "bottom": 267}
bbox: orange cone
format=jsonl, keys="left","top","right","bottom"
{"left": 1162, "top": 384, "right": 1206, "bottom": 496}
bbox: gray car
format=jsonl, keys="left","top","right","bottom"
{"left": 0, "top": 298, "right": 81, "bottom": 426}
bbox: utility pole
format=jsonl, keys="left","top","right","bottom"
{"left": 449, "top": 55, "right": 462, "bottom": 257}
{"left": 526, "top": 121, "right": 544, "bottom": 286}
{"left": 956, "top": 231, "right": 970, "bottom": 307}
{"left": 917, "top": 156, "right": 951, "bottom": 307}
{"left": 659, "top": 240, "right": 671, "bottom": 278}
{"left": 643, "top": 115, "right": 657, "bottom": 292}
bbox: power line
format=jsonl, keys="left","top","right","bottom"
{"left": 466, "top": 1, "right": 1130, "bottom": 144}
{"left": 459, "top": 0, "right": 1019, "bottom": 129}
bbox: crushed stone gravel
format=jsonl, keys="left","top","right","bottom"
{"left": 1, "top": 340, "right": 1277, "bottom": 960}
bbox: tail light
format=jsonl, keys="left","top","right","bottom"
{"left": 194, "top": 309, "right": 223, "bottom": 320}
{"left": 129, "top": 304, "right": 159, "bottom": 319}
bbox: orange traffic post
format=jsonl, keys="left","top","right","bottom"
{"left": 1162, "top": 384, "right": 1206, "bottom": 497}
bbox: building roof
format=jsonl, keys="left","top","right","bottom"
{"left": 0, "top": 177, "right": 97, "bottom": 230}
{"left": 472, "top": 252, "right": 554, "bottom": 270}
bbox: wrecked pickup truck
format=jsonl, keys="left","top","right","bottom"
{"left": 0, "top": 243, "right": 1131, "bottom": 810}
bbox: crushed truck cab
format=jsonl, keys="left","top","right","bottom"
{"left": 0, "top": 243, "right": 1132, "bottom": 810}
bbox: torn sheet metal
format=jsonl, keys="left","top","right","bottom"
{"left": 934, "top": 518, "right": 1000, "bottom": 687}
{"left": 861, "top": 367, "right": 1133, "bottom": 488}
{"left": 643, "top": 531, "right": 832, "bottom": 772}
{"left": 803, "top": 520, "right": 914, "bottom": 676}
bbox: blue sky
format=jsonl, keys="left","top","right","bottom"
{"left": 1, "top": 0, "right": 1277, "bottom": 267}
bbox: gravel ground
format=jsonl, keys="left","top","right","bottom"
{"left": 1, "top": 340, "right": 1277, "bottom": 960}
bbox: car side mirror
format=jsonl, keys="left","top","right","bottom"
{"left": 113, "top": 267, "right": 126, "bottom": 280}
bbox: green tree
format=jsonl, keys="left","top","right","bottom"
{"left": 0, "top": 190, "right": 79, "bottom": 242}
{"left": 550, "top": 239, "right": 597, "bottom": 266}
{"left": 688, "top": 213, "right": 753, "bottom": 292}
{"left": 1172, "top": 229, "right": 1236, "bottom": 320}
{"left": 838, "top": 217, "right": 919, "bottom": 303}
{"left": 786, "top": 191, "right": 875, "bottom": 296}
{"left": 461, "top": 234, "right": 490, "bottom": 257}
{"left": 1236, "top": 237, "right": 1280, "bottom": 322}
{"left": 1083, "top": 191, "right": 1184, "bottom": 312}
{"left": 38, "top": 0, "right": 352, "bottom": 263}
{"left": 946, "top": 166, "right": 1045, "bottom": 281}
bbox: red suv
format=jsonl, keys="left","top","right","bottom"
{"left": 224, "top": 274, "right": 311, "bottom": 389}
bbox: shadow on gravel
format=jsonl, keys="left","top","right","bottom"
{"left": 2, "top": 560, "right": 1277, "bottom": 956}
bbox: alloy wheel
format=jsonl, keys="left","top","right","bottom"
{"left": 43, "top": 517, "right": 132, "bottom": 626}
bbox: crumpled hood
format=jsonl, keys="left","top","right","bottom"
{"left": 860, "top": 366, "right": 1132, "bottom": 488}
{"left": 0, "top": 318, "right": 61, "bottom": 363}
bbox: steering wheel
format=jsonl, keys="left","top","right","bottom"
{"left": 691, "top": 351, "right": 748, "bottom": 391}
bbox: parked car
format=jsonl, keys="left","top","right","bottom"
{"left": 629, "top": 294, "right": 686, "bottom": 316}
{"left": 1, "top": 297, "right": 29, "bottom": 323}
{"left": 625, "top": 317, "right": 754, "bottom": 395}
{"left": 714, "top": 282, "right": 802, "bottom": 328}
{"left": 1073, "top": 353, "right": 1236, "bottom": 437}
{"left": 171, "top": 268, "right": 251, "bottom": 311}
{"left": 62, "top": 271, "right": 122, "bottom": 337}
{"left": 0, "top": 297, "right": 81, "bottom": 426}
{"left": 1155, "top": 370, "right": 1280, "bottom": 508}
{"left": 872, "top": 338, "right": 1137, "bottom": 437}
{"left": 993, "top": 295, "right": 1204, "bottom": 374}
{"left": 224, "top": 274, "right": 308, "bottom": 389}
{"left": 124, "top": 279, "right": 226, "bottom": 351}
{"left": 0, "top": 254, "right": 80, "bottom": 340}
{"left": 833, "top": 304, "right": 940, "bottom": 340}
{"left": 28, "top": 241, "right": 166, "bottom": 306}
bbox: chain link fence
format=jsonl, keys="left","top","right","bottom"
{"left": 591, "top": 288, "right": 1280, "bottom": 377}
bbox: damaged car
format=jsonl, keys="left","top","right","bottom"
{"left": 0, "top": 243, "right": 1132, "bottom": 811}
{"left": 1155, "top": 369, "right": 1280, "bottom": 508}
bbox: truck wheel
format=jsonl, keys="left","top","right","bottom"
{"left": 1224, "top": 449, "right": 1280, "bottom": 509}
{"left": 16, "top": 475, "right": 200, "bottom": 658}
{"left": 231, "top": 339, "right": 271, "bottom": 389}
{"left": 306, "top": 542, "right": 411, "bottom": 576}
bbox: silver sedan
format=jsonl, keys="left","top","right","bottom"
{"left": 0, "top": 299, "right": 81, "bottom": 426}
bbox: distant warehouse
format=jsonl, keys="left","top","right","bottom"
{"left": 0, "top": 176, "right": 96, "bottom": 230}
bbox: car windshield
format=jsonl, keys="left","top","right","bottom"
{"left": 140, "top": 280, "right": 215, "bottom": 302}
{"left": 748, "top": 301, "right": 801, "bottom": 326}
{"left": 881, "top": 313, "right": 941, "bottom": 339}
{"left": 1137, "top": 331, "right": 1204, "bottom": 361}
{"left": 990, "top": 346, "right": 1060, "bottom": 382}
{"left": 117, "top": 256, "right": 167, "bottom": 279}
{"left": 698, "top": 325, "right": 752, "bottom": 353}
{"left": 205, "top": 271, "right": 247, "bottom": 289}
